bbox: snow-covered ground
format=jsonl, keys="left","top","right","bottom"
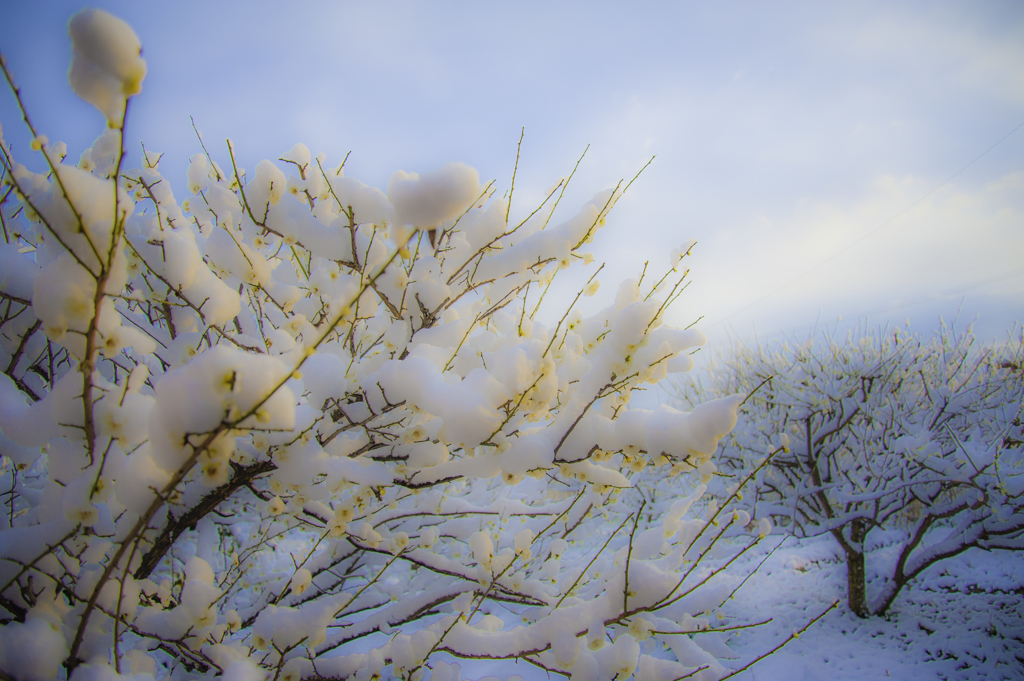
{"left": 725, "top": 535, "right": 1024, "bottom": 681}
{"left": 442, "top": 532, "right": 1023, "bottom": 681}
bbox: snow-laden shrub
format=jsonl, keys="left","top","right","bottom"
{"left": 671, "top": 322, "right": 1024, "bottom": 617}
{"left": 0, "top": 9, "right": 781, "bottom": 680}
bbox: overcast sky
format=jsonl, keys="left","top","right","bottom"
{"left": 3, "top": 1, "right": 1022, "bottom": 355}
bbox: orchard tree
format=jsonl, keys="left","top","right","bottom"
{"left": 672, "top": 322, "right": 1024, "bottom": 617}
{"left": 0, "top": 10, "right": 799, "bottom": 681}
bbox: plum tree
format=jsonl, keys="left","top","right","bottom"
{"left": 0, "top": 9, "right": 791, "bottom": 681}
{"left": 672, "top": 322, "right": 1024, "bottom": 617}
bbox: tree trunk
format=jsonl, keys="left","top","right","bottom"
{"left": 846, "top": 518, "right": 869, "bottom": 617}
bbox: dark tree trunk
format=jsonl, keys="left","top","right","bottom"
{"left": 845, "top": 518, "right": 869, "bottom": 617}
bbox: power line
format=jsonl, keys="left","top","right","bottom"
{"left": 708, "top": 118, "right": 1024, "bottom": 329}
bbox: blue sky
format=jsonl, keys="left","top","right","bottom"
{"left": 3, "top": 1, "right": 1022, "bottom": 348}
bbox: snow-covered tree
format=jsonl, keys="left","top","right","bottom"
{"left": 672, "top": 322, "right": 1024, "bottom": 617}
{"left": 0, "top": 10, "right": 787, "bottom": 680}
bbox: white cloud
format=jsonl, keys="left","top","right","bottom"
{"left": 688, "top": 170, "right": 1024, "bottom": 338}
{"left": 823, "top": 7, "right": 1024, "bottom": 107}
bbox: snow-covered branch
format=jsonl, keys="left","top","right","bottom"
{"left": 0, "top": 9, "right": 781, "bottom": 680}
